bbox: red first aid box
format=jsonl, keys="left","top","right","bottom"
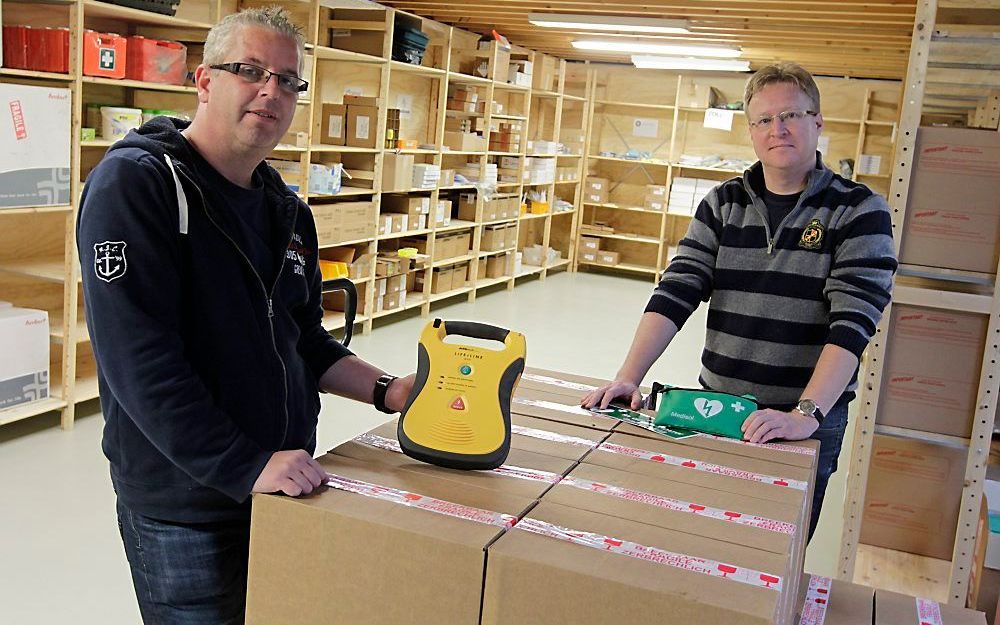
{"left": 125, "top": 36, "right": 187, "bottom": 85}
{"left": 82, "top": 30, "right": 127, "bottom": 79}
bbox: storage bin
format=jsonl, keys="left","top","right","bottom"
{"left": 2, "top": 25, "right": 29, "bottom": 70}
{"left": 101, "top": 106, "right": 143, "bottom": 141}
{"left": 83, "top": 31, "right": 127, "bottom": 79}
{"left": 125, "top": 36, "right": 186, "bottom": 85}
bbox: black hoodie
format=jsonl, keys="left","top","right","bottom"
{"left": 77, "top": 117, "right": 352, "bottom": 522}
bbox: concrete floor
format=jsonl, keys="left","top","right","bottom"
{"left": 0, "top": 270, "right": 856, "bottom": 623}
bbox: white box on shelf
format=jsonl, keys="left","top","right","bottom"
{"left": 0, "top": 83, "right": 72, "bottom": 209}
{"left": 0, "top": 307, "right": 49, "bottom": 409}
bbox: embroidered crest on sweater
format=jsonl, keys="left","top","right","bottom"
{"left": 799, "top": 219, "right": 825, "bottom": 250}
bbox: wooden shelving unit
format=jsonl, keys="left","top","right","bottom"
{"left": 0, "top": 0, "right": 585, "bottom": 429}
{"left": 836, "top": 0, "right": 1000, "bottom": 609}
{"left": 577, "top": 66, "right": 902, "bottom": 282}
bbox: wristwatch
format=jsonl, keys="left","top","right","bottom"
{"left": 373, "top": 374, "right": 399, "bottom": 414}
{"left": 794, "top": 399, "right": 825, "bottom": 425}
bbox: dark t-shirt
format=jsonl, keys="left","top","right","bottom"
{"left": 763, "top": 188, "right": 801, "bottom": 234}
{"left": 185, "top": 143, "right": 275, "bottom": 286}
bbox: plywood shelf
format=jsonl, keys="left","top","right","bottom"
{"left": 82, "top": 0, "right": 214, "bottom": 28}
{"left": 0, "top": 397, "right": 68, "bottom": 426}
{"left": 81, "top": 76, "right": 197, "bottom": 93}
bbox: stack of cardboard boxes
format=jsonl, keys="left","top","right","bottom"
{"left": 246, "top": 367, "right": 821, "bottom": 625}
{"left": 312, "top": 201, "right": 377, "bottom": 245}
{"left": 430, "top": 262, "right": 469, "bottom": 294}
{"left": 585, "top": 176, "right": 609, "bottom": 205}
{"left": 644, "top": 184, "right": 668, "bottom": 211}
{"left": 578, "top": 236, "right": 619, "bottom": 267}
{"left": 489, "top": 122, "right": 522, "bottom": 153}
{"left": 481, "top": 224, "right": 517, "bottom": 253}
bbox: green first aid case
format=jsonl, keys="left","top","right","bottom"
{"left": 652, "top": 385, "right": 758, "bottom": 439}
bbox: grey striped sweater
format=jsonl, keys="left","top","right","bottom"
{"left": 646, "top": 154, "right": 897, "bottom": 406}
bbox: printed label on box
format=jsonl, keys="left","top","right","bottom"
{"left": 327, "top": 114, "right": 343, "bottom": 138}
{"left": 356, "top": 115, "right": 370, "bottom": 140}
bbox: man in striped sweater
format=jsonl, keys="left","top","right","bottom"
{"left": 582, "top": 62, "right": 897, "bottom": 538}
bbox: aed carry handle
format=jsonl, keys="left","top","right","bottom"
{"left": 438, "top": 318, "right": 511, "bottom": 344}
{"left": 321, "top": 278, "right": 357, "bottom": 347}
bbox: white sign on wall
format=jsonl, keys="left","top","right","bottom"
{"left": 703, "top": 108, "right": 734, "bottom": 131}
{"left": 633, "top": 118, "right": 659, "bottom": 138}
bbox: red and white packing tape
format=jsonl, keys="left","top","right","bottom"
{"left": 514, "top": 397, "right": 597, "bottom": 417}
{"left": 915, "top": 597, "right": 943, "bottom": 625}
{"left": 799, "top": 574, "right": 832, "bottom": 625}
{"left": 696, "top": 431, "right": 817, "bottom": 457}
{"left": 597, "top": 441, "right": 808, "bottom": 491}
{"left": 516, "top": 517, "right": 783, "bottom": 591}
{"left": 511, "top": 424, "right": 601, "bottom": 448}
{"left": 325, "top": 472, "right": 517, "bottom": 528}
{"left": 561, "top": 476, "right": 796, "bottom": 535}
{"left": 520, "top": 373, "right": 598, "bottom": 392}
{"left": 353, "top": 433, "right": 562, "bottom": 484}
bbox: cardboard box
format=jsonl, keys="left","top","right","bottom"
{"left": 861, "top": 434, "right": 966, "bottom": 560}
{"left": 333, "top": 419, "right": 575, "bottom": 500}
{"left": 580, "top": 251, "right": 598, "bottom": 263}
{"left": 0, "top": 307, "right": 49, "bottom": 409}
{"left": 899, "top": 127, "right": 1000, "bottom": 274}
{"left": 444, "top": 131, "right": 485, "bottom": 152}
{"left": 346, "top": 103, "right": 377, "bottom": 149}
{"left": 1, "top": 83, "right": 71, "bottom": 208}
{"left": 452, "top": 262, "right": 468, "bottom": 288}
{"left": 486, "top": 252, "right": 511, "bottom": 279}
{"left": 510, "top": 413, "right": 608, "bottom": 461}
{"left": 319, "top": 103, "right": 347, "bottom": 145}
{"left": 311, "top": 201, "right": 376, "bottom": 245}
{"left": 644, "top": 197, "right": 665, "bottom": 212}
{"left": 874, "top": 589, "right": 987, "bottom": 624}
{"left": 432, "top": 267, "right": 453, "bottom": 294}
{"left": 879, "top": 304, "right": 987, "bottom": 438}
{"left": 545, "top": 461, "right": 801, "bottom": 566}
{"left": 585, "top": 176, "right": 609, "bottom": 204}
{"left": 597, "top": 250, "right": 620, "bottom": 266}
{"left": 585, "top": 432, "right": 811, "bottom": 510}
{"left": 679, "top": 83, "right": 725, "bottom": 108}
{"left": 580, "top": 237, "right": 600, "bottom": 252}
{"left": 483, "top": 501, "right": 794, "bottom": 625}
{"left": 246, "top": 454, "right": 534, "bottom": 625}
{"left": 382, "top": 153, "right": 415, "bottom": 192}
{"left": 512, "top": 387, "right": 620, "bottom": 432}
{"left": 793, "top": 575, "right": 875, "bottom": 625}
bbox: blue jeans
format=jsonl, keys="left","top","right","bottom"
{"left": 116, "top": 500, "right": 250, "bottom": 624}
{"left": 806, "top": 400, "right": 849, "bottom": 541}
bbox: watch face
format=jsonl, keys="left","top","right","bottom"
{"left": 797, "top": 399, "right": 817, "bottom": 416}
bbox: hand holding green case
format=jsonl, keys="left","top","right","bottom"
{"left": 652, "top": 385, "right": 758, "bottom": 439}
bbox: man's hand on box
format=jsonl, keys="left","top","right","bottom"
{"left": 581, "top": 380, "right": 642, "bottom": 411}
{"left": 253, "top": 450, "right": 327, "bottom": 496}
{"left": 741, "top": 409, "right": 819, "bottom": 444}
{"left": 386, "top": 373, "right": 416, "bottom": 413}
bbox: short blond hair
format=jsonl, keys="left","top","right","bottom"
{"left": 744, "top": 62, "right": 821, "bottom": 113}
{"left": 203, "top": 6, "right": 305, "bottom": 74}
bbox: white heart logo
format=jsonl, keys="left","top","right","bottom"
{"left": 694, "top": 398, "right": 724, "bottom": 419}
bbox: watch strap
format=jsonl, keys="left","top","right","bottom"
{"left": 374, "top": 374, "right": 398, "bottom": 414}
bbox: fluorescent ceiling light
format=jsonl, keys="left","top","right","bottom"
{"left": 574, "top": 40, "right": 741, "bottom": 58}
{"left": 529, "top": 13, "right": 690, "bottom": 34}
{"left": 632, "top": 55, "right": 751, "bottom": 72}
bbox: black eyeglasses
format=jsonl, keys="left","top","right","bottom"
{"left": 210, "top": 62, "right": 308, "bottom": 94}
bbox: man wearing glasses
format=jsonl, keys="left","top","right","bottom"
{"left": 582, "top": 62, "right": 897, "bottom": 540}
{"left": 77, "top": 7, "right": 413, "bottom": 623}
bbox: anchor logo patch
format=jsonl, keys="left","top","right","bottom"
{"left": 93, "top": 241, "right": 127, "bottom": 283}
